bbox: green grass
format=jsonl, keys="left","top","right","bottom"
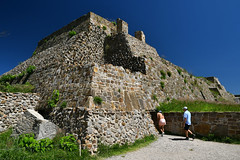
{"left": 200, "top": 134, "right": 240, "bottom": 144}
{"left": 0, "top": 129, "right": 156, "bottom": 160}
{"left": 97, "top": 135, "right": 156, "bottom": 158}
{"left": 156, "top": 99, "right": 240, "bottom": 113}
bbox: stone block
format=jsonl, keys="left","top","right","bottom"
{"left": 212, "top": 124, "right": 228, "bottom": 137}
{"left": 135, "top": 31, "right": 145, "bottom": 43}
{"left": 194, "top": 123, "right": 211, "bottom": 136}
{"left": 12, "top": 109, "right": 58, "bottom": 140}
{"left": 117, "top": 18, "right": 128, "bottom": 34}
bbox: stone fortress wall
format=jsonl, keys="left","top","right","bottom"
{"left": 0, "top": 92, "right": 40, "bottom": 132}
{"left": 1, "top": 12, "right": 237, "bottom": 153}
{"left": 164, "top": 112, "right": 240, "bottom": 139}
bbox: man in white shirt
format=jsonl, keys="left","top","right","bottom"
{"left": 183, "top": 106, "right": 195, "bottom": 140}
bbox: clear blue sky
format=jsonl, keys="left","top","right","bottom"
{"left": 0, "top": 0, "right": 239, "bottom": 95}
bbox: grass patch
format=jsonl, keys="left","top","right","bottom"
{"left": 97, "top": 135, "right": 156, "bottom": 158}
{"left": 156, "top": 99, "right": 240, "bottom": 113}
{"left": 0, "top": 82, "right": 35, "bottom": 93}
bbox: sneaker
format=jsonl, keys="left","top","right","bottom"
{"left": 185, "top": 137, "right": 189, "bottom": 140}
{"left": 192, "top": 134, "right": 196, "bottom": 140}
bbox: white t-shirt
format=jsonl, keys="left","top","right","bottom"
{"left": 183, "top": 110, "right": 191, "bottom": 125}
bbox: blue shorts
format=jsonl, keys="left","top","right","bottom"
{"left": 184, "top": 124, "right": 191, "bottom": 130}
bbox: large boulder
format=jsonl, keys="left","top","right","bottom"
{"left": 12, "top": 109, "right": 58, "bottom": 140}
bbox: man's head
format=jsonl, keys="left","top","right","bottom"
{"left": 183, "top": 106, "right": 188, "bottom": 111}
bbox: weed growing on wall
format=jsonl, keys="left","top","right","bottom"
{"left": 60, "top": 101, "right": 67, "bottom": 108}
{"left": 167, "top": 71, "right": 172, "bottom": 77}
{"left": 152, "top": 94, "right": 158, "bottom": 102}
{"left": 177, "top": 69, "right": 182, "bottom": 75}
{"left": 32, "top": 51, "right": 36, "bottom": 56}
{"left": 69, "top": 31, "right": 76, "bottom": 37}
{"left": 94, "top": 96, "right": 103, "bottom": 105}
{"left": 160, "top": 81, "right": 165, "bottom": 89}
{"left": 0, "top": 74, "right": 16, "bottom": 84}
{"left": 26, "top": 65, "right": 36, "bottom": 74}
{"left": 184, "top": 79, "right": 187, "bottom": 84}
{"left": 0, "top": 72, "right": 35, "bottom": 93}
{"left": 160, "top": 70, "right": 166, "bottom": 79}
{"left": 111, "top": 21, "right": 116, "bottom": 26}
{"left": 102, "top": 26, "right": 107, "bottom": 31}
{"left": 48, "top": 90, "right": 60, "bottom": 108}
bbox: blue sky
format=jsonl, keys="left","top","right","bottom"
{"left": 0, "top": 0, "right": 239, "bottom": 95}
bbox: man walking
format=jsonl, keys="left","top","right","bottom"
{"left": 183, "top": 106, "right": 195, "bottom": 140}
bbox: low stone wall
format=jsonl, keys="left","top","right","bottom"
{"left": 0, "top": 92, "right": 40, "bottom": 132}
{"left": 51, "top": 108, "right": 158, "bottom": 154}
{"left": 164, "top": 112, "right": 240, "bottom": 139}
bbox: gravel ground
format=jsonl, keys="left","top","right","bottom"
{"left": 105, "top": 134, "right": 240, "bottom": 160}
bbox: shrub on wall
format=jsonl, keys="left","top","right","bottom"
{"left": 69, "top": 31, "right": 76, "bottom": 37}
{"left": 60, "top": 101, "right": 67, "bottom": 108}
{"left": 0, "top": 74, "right": 16, "bottom": 84}
{"left": 177, "top": 69, "right": 182, "bottom": 75}
{"left": 48, "top": 90, "right": 60, "bottom": 108}
{"left": 152, "top": 94, "right": 158, "bottom": 102}
{"left": 167, "top": 71, "right": 172, "bottom": 77}
{"left": 102, "top": 26, "right": 107, "bottom": 30}
{"left": 160, "top": 81, "right": 165, "bottom": 89}
{"left": 94, "top": 96, "right": 103, "bottom": 105}
{"left": 160, "top": 70, "right": 166, "bottom": 79}
{"left": 26, "top": 65, "right": 36, "bottom": 74}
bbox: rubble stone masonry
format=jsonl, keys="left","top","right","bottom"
{"left": 164, "top": 112, "right": 240, "bottom": 139}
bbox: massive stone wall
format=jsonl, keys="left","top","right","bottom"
{"left": 51, "top": 107, "right": 158, "bottom": 154}
{"left": 4, "top": 24, "right": 108, "bottom": 111}
{"left": 164, "top": 112, "right": 240, "bottom": 139}
{"left": 0, "top": 92, "right": 40, "bottom": 132}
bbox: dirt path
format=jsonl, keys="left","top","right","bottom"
{"left": 105, "top": 134, "right": 240, "bottom": 160}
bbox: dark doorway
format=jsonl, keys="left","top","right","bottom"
{"left": 150, "top": 111, "right": 160, "bottom": 133}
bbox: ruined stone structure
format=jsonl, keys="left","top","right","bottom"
{"left": 1, "top": 12, "right": 236, "bottom": 153}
